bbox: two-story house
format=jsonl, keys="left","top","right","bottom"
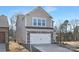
{"left": 16, "top": 7, "right": 54, "bottom": 45}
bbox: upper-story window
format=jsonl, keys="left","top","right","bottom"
{"left": 52, "top": 20, "right": 53, "bottom": 27}
{"left": 42, "top": 20, "right": 45, "bottom": 26}
{"left": 38, "top": 19, "right": 41, "bottom": 26}
{"left": 32, "top": 17, "right": 46, "bottom": 27}
{"left": 33, "top": 19, "right": 37, "bottom": 26}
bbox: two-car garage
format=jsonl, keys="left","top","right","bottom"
{"left": 30, "top": 33, "right": 51, "bottom": 44}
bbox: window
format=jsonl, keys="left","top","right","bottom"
{"left": 33, "top": 19, "right": 37, "bottom": 26}
{"left": 32, "top": 17, "right": 46, "bottom": 27}
{"left": 42, "top": 20, "right": 45, "bottom": 26}
{"left": 52, "top": 20, "right": 53, "bottom": 27}
{"left": 38, "top": 19, "right": 41, "bottom": 26}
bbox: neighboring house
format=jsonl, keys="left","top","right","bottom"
{"left": 16, "top": 7, "right": 54, "bottom": 45}
{"left": 0, "top": 15, "right": 9, "bottom": 43}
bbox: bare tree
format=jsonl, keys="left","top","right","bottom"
{"left": 10, "top": 12, "right": 24, "bottom": 40}
{"left": 70, "top": 19, "right": 79, "bottom": 40}
{"left": 9, "top": 15, "right": 17, "bottom": 40}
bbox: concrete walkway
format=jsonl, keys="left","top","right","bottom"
{"left": 33, "top": 44, "right": 73, "bottom": 52}
{"left": 0, "top": 43, "right": 6, "bottom": 52}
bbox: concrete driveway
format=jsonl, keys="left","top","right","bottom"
{"left": 0, "top": 43, "right": 6, "bottom": 52}
{"left": 32, "top": 44, "right": 73, "bottom": 52}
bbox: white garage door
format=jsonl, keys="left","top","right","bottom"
{"left": 30, "top": 33, "right": 51, "bottom": 44}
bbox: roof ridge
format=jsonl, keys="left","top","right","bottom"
{"left": 25, "top": 6, "right": 53, "bottom": 18}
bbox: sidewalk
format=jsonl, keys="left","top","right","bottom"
{"left": 0, "top": 43, "right": 6, "bottom": 52}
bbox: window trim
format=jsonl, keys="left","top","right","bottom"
{"left": 32, "top": 18, "right": 37, "bottom": 26}
{"left": 41, "top": 19, "right": 46, "bottom": 27}
{"left": 32, "top": 17, "right": 46, "bottom": 27}
{"left": 38, "top": 19, "right": 42, "bottom": 26}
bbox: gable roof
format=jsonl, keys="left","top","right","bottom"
{"left": 0, "top": 15, "right": 9, "bottom": 27}
{"left": 26, "top": 7, "right": 53, "bottom": 19}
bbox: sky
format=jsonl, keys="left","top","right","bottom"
{"left": 0, "top": 6, "right": 79, "bottom": 26}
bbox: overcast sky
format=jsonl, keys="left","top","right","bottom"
{"left": 0, "top": 6, "right": 79, "bottom": 26}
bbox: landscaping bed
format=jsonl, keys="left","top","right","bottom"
{"left": 62, "top": 41, "right": 79, "bottom": 52}
{"left": 9, "top": 41, "right": 29, "bottom": 52}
